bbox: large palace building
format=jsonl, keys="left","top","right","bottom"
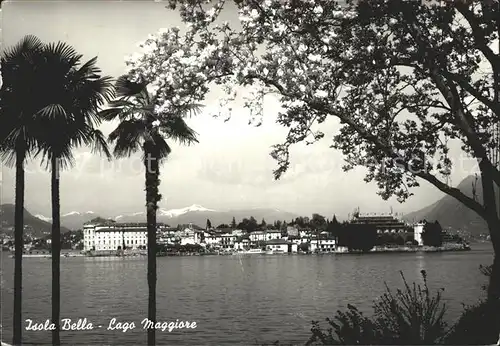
{"left": 83, "top": 222, "right": 169, "bottom": 251}
{"left": 350, "top": 210, "right": 424, "bottom": 245}
{"left": 350, "top": 213, "right": 410, "bottom": 234}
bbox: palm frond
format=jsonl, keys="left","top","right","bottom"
{"left": 107, "top": 99, "right": 136, "bottom": 108}
{"left": 88, "top": 128, "right": 112, "bottom": 161}
{"left": 34, "top": 104, "right": 69, "bottom": 121}
{"left": 115, "top": 75, "right": 146, "bottom": 97}
{"left": 108, "top": 119, "right": 146, "bottom": 158}
{"left": 149, "top": 131, "right": 172, "bottom": 161}
{"left": 75, "top": 56, "right": 101, "bottom": 78}
{"left": 160, "top": 116, "right": 199, "bottom": 145}
{"left": 174, "top": 103, "right": 204, "bottom": 118}
{"left": 42, "top": 41, "right": 82, "bottom": 70}
{"left": 98, "top": 107, "right": 126, "bottom": 122}
{"left": 1, "top": 34, "right": 43, "bottom": 64}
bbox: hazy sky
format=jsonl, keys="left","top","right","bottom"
{"left": 0, "top": 0, "right": 476, "bottom": 218}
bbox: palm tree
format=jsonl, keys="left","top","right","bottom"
{"left": 99, "top": 75, "right": 199, "bottom": 345}
{"left": 31, "top": 42, "right": 114, "bottom": 345}
{"left": 0, "top": 35, "right": 45, "bottom": 346}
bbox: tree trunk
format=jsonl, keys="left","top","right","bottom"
{"left": 144, "top": 144, "right": 160, "bottom": 346}
{"left": 51, "top": 156, "right": 61, "bottom": 345}
{"left": 479, "top": 165, "right": 500, "bottom": 343}
{"left": 12, "top": 150, "right": 25, "bottom": 346}
{"left": 480, "top": 165, "right": 500, "bottom": 296}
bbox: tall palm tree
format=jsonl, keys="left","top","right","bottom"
{"left": 0, "top": 35, "right": 45, "bottom": 346}
{"left": 99, "top": 75, "right": 199, "bottom": 345}
{"left": 32, "top": 41, "right": 114, "bottom": 345}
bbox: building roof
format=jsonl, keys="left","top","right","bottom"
{"left": 251, "top": 230, "right": 282, "bottom": 235}
{"left": 351, "top": 214, "right": 407, "bottom": 227}
{"left": 96, "top": 228, "right": 147, "bottom": 232}
{"left": 86, "top": 222, "right": 169, "bottom": 228}
{"left": 265, "top": 239, "right": 292, "bottom": 245}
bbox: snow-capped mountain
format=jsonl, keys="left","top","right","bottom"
{"left": 114, "top": 204, "right": 215, "bottom": 221}
{"left": 112, "top": 206, "right": 297, "bottom": 228}
{"left": 34, "top": 211, "right": 96, "bottom": 230}
{"left": 32, "top": 205, "right": 298, "bottom": 231}
{"left": 158, "top": 204, "right": 215, "bottom": 218}
{"left": 35, "top": 214, "right": 52, "bottom": 223}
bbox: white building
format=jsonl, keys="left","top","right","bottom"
{"left": 265, "top": 239, "right": 298, "bottom": 253}
{"left": 413, "top": 222, "right": 425, "bottom": 246}
{"left": 205, "top": 234, "right": 223, "bottom": 246}
{"left": 220, "top": 234, "right": 237, "bottom": 250}
{"left": 232, "top": 229, "right": 245, "bottom": 237}
{"left": 310, "top": 238, "right": 336, "bottom": 253}
{"left": 233, "top": 239, "right": 250, "bottom": 251}
{"left": 249, "top": 230, "right": 282, "bottom": 242}
{"left": 83, "top": 222, "right": 168, "bottom": 251}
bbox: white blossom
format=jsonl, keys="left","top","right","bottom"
{"left": 206, "top": 8, "right": 216, "bottom": 17}
{"left": 313, "top": 6, "right": 323, "bottom": 15}
{"left": 308, "top": 54, "right": 322, "bottom": 62}
{"left": 250, "top": 8, "right": 259, "bottom": 19}
{"left": 314, "top": 90, "right": 328, "bottom": 98}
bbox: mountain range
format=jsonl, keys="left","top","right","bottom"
{"left": 1, "top": 175, "right": 492, "bottom": 237}
{"left": 29, "top": 204, "right": 300, "bottom": 231}
{"left": 403, "top": 175, "right": 488, "bottom": 236}
{"left": 0, "top": 204, "right": 70, "bottom": 238}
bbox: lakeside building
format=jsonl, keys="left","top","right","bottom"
{"left": 265, "top": 239, "right": 298, "bottom": 253}
{"left": 351, "top": 213, "right": 410, "bottom": 234}
{"left": 310, "top": 237, "right": 336, "bottom": 253}
{"left": 220, "top": 233, "right": 238, "bottom": 251}
{"left": 413, "top": 222, "right": 425, "bottom": 246}
{"left": 351, "top": 211, "right": 425, "bottom": 246}
{"left": 83, "top": 222, "right": 169, "bottom": 251}
{"left": 249, "top": 230, "right": 282, "bottom": 242}
{"left": 81, "top": 212, "right": 432, "bottom": 254}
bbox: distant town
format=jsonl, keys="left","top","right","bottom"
{"left": 1, "top": 209, "right": 474, "bottom": 256}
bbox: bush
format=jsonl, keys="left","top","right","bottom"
{"left": 443, "top": 263, "right": 500, "bottom": 345}
{"left": 443, "top": 299, "right": 500, "bottom": 345}
{"left": 307, "top": 270, "right": 449, "bottom": 345}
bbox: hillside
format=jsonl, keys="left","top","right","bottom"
{"left": 0, "top": 204, "right": 71, "bottom": 238}
{"left": 404, "top": 175, "right": 488, "bottom": 236}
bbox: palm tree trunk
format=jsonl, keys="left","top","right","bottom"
{"left": 13, "top": 150, "right": 25, "bottom": 346}
{"left": 144, "top": 144, "right": 160, "bottom": 346}
{"left": 51, "top": 156, "right": 61, "bottom": 345}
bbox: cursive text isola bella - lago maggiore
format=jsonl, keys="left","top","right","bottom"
{"left": 25, "top": 318, "right": 197, "bottom": 332}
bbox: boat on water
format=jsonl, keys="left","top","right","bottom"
{"left": 233, "top": 248, "right": 266, "bottom": 255}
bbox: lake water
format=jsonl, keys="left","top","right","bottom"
{"left": 0, "top": 243, "right": 494, "bottom": 345}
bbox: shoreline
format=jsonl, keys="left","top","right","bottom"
{"left": 6, "top": 244, "right": 472, "bottom": 258}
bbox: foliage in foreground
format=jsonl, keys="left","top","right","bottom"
{"left": 443, "top": 264, "right": 500, "bottom": 345}
{"left": 444, "top": 299, "right": 500, "bottom": 345}
{"left": 307, "top": 270, "right": 448, "bottom": 345}
{"left": 305, "top": 267, "right": 500, "bottom": 345}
